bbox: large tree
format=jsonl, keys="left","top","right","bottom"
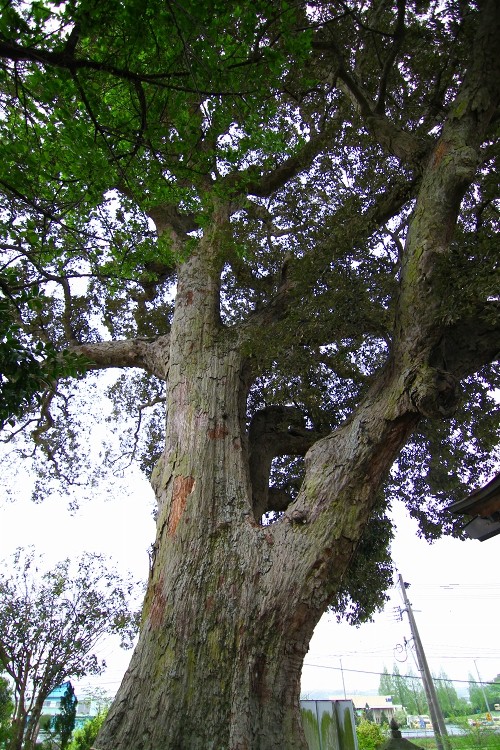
{"left": 0, "top": 1, "right": 499, "bottom": 748}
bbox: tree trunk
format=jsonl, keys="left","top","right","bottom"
{"left": 95, "top": 232, "right": 319, "bottom": 749}
{"left": 94, "top": 242, "right": 417, "bottom": 750}
{"left": 93, "top": 185, "right": 438, "bottom": 750}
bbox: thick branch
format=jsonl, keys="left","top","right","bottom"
{"left": 396, "top": 0, "right": 500, "bottom": 364}
{"left": 311, "top": 39, "right": 430, "bottom": 167}
{"left": 262, "top": 1, "right": 500, "bottom": 614}
{"left": 70, "top": 336, "right": 170, "bottom": 380}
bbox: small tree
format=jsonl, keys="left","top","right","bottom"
{"left": 469, "top": 673, "right": 500, "bottom": 715}
{"left": 469, "top": 675, "right": 486, "bottom": 715}
{"left": 0, "top": 548, "right": 139, "bottom": 750}
{"left": 434, "top": 669, "right": 461, "bottom": 718}
{"left": 52, "top": 683, "right": 78, "bottom": 750}
{"left": 382, "top": 665, "right": 428, "bottom": 716}
{"left": 485, "top": 675, "right": 500, "bottom": 711}
{"left": 378, "top": 667, "right": 394, "bottom": 699}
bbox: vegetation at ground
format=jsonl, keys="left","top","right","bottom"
{"left": 419, "top": 730, "right": 500, "bottom": 750}
{"left": 67, "top": 711, "right": 109, "bottom": 750}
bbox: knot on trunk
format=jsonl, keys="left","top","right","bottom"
{"left": 407, "top": 365, "right": 460, "bottom": 418}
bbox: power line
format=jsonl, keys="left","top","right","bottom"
{"left": 302, "top": 663, "right": 500, "bottom": 686}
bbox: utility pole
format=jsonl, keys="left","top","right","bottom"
{"left": 398, "top": 574, "right": 450, "bottom": 750}
{"left": 474, "top": 660, "right": 492, "bottom": 716}
{"left": 340, "top": 658, "right": 347, "bottom": 699}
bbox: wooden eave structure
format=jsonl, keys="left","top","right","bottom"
{"left": 448, "top": 472, "right": 500, "bottom": 541}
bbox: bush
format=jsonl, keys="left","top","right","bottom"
{"left": 67, "top": 710, "right": 108, "bottom": 750}
{"left": 356, "top": 719, "right": 388, "bottom": 750}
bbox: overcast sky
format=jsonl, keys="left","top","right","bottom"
{"left": 1, "top": 462, "right": 499, "bottom": 702}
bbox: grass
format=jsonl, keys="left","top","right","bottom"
{"left": 417, "top": 730, "right": 500, "bottom": 750}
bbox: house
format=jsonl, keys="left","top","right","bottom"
{"left": 447, "top": 472, "right": 500, "bottom": 541}
{"left": 37, "top": 682, "right": 100, "bottom": 743}
{"left": 347, "top": 695, "right": 402, "bottom": 724}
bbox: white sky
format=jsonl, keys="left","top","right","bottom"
{"left": 1, "top": 464, "right": 499, "bottom": 703}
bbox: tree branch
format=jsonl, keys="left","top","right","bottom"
{"left": 375, "top": 0, "right": 406, "bottom": 115}
{"left": 311, "top": 29, "right": 431, "bottom": 168}
{"left": 227, "top": 122, "right": 339, "bottom": 200}
{"left": 70, "top": 336, "right": 170, "bottom": 380}
{"left": 0, "top": 39, "right": 247, "bottom": 96}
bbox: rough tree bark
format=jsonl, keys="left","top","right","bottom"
{"left": 91, "top": 3, "right": 500, "bottom": 749}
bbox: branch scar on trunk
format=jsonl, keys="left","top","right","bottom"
{"left": 168, "top": 476, "right": 195, "bottom": 536}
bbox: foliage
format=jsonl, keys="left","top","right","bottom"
{"left": 0, "top": 673, "right": 13, "bottom": 749}
{"left": 52, "top": 683, "right": 78, "bottom": 750}
{"left": 67, "top": 710, "right": 108, "bottom": 750}
{"left": 356, "top": 719, "right": 387, "bottom": 750}
{"left": 379, "top": 664, "right": 470, "bottom": 719}
{"left": 329, "top": 492, "right": 394, "bottom": 625}
{"left": 379, "top": 665, "right": 428, "bottom": 715}
{"left": 0, "top": 548, "right": 139, "bottom": 750}
{"left": 433, "top": 670, "right": 464, "bottom": 719}
{"left": 468, "top": 674, "right": 500, "bottom": 714}
{"left": 0, "top": 288, "right": 86, "bottom": 429}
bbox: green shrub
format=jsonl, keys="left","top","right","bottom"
{"left": 356, "top": 719, "right": 387, "bottom": 750}
{"left": 67, "top": 710, "right": 108, "bottom": 750}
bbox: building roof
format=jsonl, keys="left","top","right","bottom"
{"left": 347, "top": 695, "right": 395, "bottom": 710}
{"left": 448, "top": 472, "right": 500, "bottom": 541}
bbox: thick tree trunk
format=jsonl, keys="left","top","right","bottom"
{"left": 94, "top": 271, "right": 417, "bottom": 750}
{"left": 95, "top": 340, "right": 417, "bottom": 749}
{"left": 96, "top": 237, "right": 317, "bottom": 748}
{"left": 94, "top": 162, "right": 457, "bottom": 750}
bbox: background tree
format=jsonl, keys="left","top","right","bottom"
{"left": 433, "top": 670, "right": 462, "bottom": 718}
{"left": 379, "top": 668, "right": 394, "bottom": 698}
{"left": 0, "top": 549, "right": 139, "bottom": 750}
{"left": 468, "top": 675, "right": 484, "bottom": 714}
{"left": 0, "top": 0, "right": 499, "bottom": 748}
{"left": 484, "top": 675, "right": 500, "bottom": 711}
{"left": 52, "top": 683, "right": 78, "bottom": 750}
{"left": 379, "top": 665, "right": 428, "bottom": 715}
{"left": 0, "top": 673, "right": 13, "bottom": 750}
{"left": 468, "top": 674, "right": 500, "bottom": 714}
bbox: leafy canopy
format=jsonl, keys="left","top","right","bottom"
{"left": 0, "top": 1, "right": 499, "bottom": 626}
